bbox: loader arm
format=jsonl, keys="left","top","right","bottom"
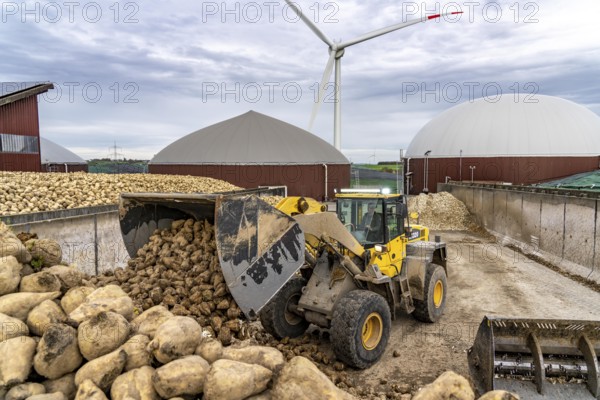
{"left": 293, "top": 212, "right": 366, "bottom": 260}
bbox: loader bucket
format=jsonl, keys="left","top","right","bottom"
{"left": 468, "top": 316, "right": 600, "bottom": 399}
{"left": 119, "top": 192, "right": 305, "bottom": 319}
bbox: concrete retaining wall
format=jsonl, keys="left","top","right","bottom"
{"left": 1, "top": 187, "right": 289, "bottom": 276}
{"left": 439, "top": 183, "right": 600, "bottom": 282}
{"left": 1, "top": 206, "right": 128, "bottom": 276}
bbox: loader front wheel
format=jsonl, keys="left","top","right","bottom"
{"left": 412, "top": 264, "right": 447, "bottom": 323}
{"left": 331, "top": 290, "right": 391, "bottom": 369}
{"left": 259, "top": 276, "right": 309, "bottom": 339}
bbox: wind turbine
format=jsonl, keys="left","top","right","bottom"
{"left": 284, "top": 1, "right": 462, "bottom": 150}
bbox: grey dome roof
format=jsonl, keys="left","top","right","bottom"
{"left": 150, "top": 111, "right": 349, "bottom": 165}
{"left": 40, "top": 138, "right": 87, "bottom": 164}
{"left": 406, "top": 95, "right": 600, "bottom": 157}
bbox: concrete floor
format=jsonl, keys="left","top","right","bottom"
{"left": 345, "top": 230, "right": 600, "bottom": 398}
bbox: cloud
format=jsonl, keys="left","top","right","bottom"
{"left": 0, "top": 0, "right": 598, "bottom": 163}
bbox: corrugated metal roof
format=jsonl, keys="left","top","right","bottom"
{"left": 150, "top": 110, "right": 349, "bottom": 165}
{"left": 406, "top": 95, "right": 600, "bottom": 158}
{"left": 1, "top": 82, "right": 41, "bottom": 96}
{"left": 40, "top": 138, "right": 87, "bottom": 164}
{"left": 0, "top": 82, "right": 54, "bottom": 107}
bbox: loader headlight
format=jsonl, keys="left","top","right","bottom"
{"left": 374, "top": 244, "right": 387, "bottom": 253}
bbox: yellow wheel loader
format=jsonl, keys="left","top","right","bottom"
{"left": 119, "top": 187, "right": 447, "bottom": 369}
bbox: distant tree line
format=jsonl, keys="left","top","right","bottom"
{"left": 88, "top": 159, "right": 148, "bottom": 174}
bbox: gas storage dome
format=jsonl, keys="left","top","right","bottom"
{"left": 149, "top": 110, "right": 350, "bottom": 200}
{"left": 404, "top": 95, "right": 600, "bottom": 194}
{"left": 406, "top": 94, "right": 600, "bottom": 158}
{"left": 40, "top": 138, "right": 88, "bottom": 172}
{"left": 150, "top": 110, "right": 349, "bottom": 165}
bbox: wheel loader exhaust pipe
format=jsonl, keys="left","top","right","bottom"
{"left": 468, "top": 316, "right": 600, "bottom": 399}
{"left": 119, "top": 190, "right": 304, "bottom": 320}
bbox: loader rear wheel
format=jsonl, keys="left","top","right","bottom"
{"left": 412, "top": 264, "right": 447, "bottom": 323}
{"left": 259, "top": 276, "right": 309, "bottom": 339}
{"left": 331, "top": 290, "right": 391, "bottom": 369}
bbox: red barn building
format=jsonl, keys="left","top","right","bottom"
{"left": 405, "top": 95, "right": 600, "bottom": 194}
{"left": 0, "top": 82, "right": 54, "bottom": 172}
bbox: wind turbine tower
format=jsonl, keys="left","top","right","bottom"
{"left": 285, "top": 1, "right": 462, "bottom": 150}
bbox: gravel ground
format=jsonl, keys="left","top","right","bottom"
{"left": 339, "top": 229, "right": 600, "bottom": 398}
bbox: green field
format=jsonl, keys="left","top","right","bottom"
{"left": 88, "top": 159, "right": 148, "bottom": 174}
{"left": 351, "top": 178, "right": 402, "bottom": 192}
{"left": 351, "top": 164, "right": 404, "bottom": 193}
{"left": 354, "top": 163, "right": 402, "bottom": 173}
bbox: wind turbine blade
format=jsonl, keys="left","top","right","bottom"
{"left": 338, "top": 11, "right": 463, "bottom": 49}
{"left": 284, "top": 0, "right": 335, "bottom": 48}
{"left": 308, "top": 50, "right": 336, "bottom": 131}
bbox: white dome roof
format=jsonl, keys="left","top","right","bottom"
{"left": 150, "top": 111, "right": 349, "bottom": 165}
{"left": 40, "top": 138, "right": 86, "bottom": 164}
{"left": 406, "top": 95, "right": 600, "bottom": 157}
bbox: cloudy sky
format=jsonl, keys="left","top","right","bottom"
{"left": 1, "top": 0, "right": 599, "bottom": 163}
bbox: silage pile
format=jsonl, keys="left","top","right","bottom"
{"left": 408, "top": 192, "right": 475, "bottom": 231}
{"left": 0, "top": 172, "right": 239, "bottom": 216}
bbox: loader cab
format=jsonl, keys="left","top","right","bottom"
{"left": 335, "top": 190, "right": 408, "bottom": 249}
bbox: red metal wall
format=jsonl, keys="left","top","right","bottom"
{"left": 0, "top": 96, "right": 41, "bottom": 171}
{"left": 406, "top": 156, "right": 600, "bottom": 194}
{"left": 149, "top": 164, "right": 351, "bottom": 200}
{"left": 0, "top": 96, "right": 40, "bottom": 137}
{"left": 0, "top": 153, "right": 41, "bottom": 172}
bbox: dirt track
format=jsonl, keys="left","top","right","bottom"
{"left": 336, "top": 230, "right": 600, "bottom": 397}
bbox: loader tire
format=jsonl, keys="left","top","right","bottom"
{"left": 412, "top": 263, "right": 447, "bottom": 323}
{"left": 259, "top": 276, "right": 309, "bottom": 339}
{"left": 331, "top": 290, "right": 391, "bottom": 369}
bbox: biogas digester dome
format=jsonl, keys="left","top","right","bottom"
{"left": 405, "top": 95, "right": 600, "bottom": 194}
{"left": 149, "top": 111, "right": 350, "bottom": 199}
{"left": 40, "top": 138, "right": 88, "bottom": 172}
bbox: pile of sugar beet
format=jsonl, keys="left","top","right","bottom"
{"left": 91, "top": 218, "right": 340, "bottom": 364}
{"left": 0, "top": 222, "right": 357, "bottom": 400}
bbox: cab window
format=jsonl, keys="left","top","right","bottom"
{"left": 337, "top": 198, "right": 384, "bottom": 246}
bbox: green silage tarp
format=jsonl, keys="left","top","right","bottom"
{"left": 536, "top": 170, "right": 600, "bottom": 191}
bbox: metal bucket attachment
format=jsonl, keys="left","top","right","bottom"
{"left": 214, "top": 195, "right": 304, "bottom": 319}
{"left": 119, "top": 191, "right": 304, "bottom": 320}
{"left": 468, "top": 316, "right": 600, "bottom": 399}
{"left": 120, "top": 192, "right": 222, "bottom": 257}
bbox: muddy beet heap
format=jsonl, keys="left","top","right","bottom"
{"left": 92, "top": 219, "right": 243, "bottom": 345}
{"left": 0, "top": 223, "right": 361, "bottom": 400}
